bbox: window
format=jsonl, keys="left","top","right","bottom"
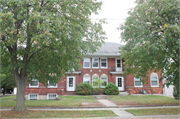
{"left": 92, "top": 74, "right": 99, "bottom": 87}
{"left": 47, "top": 94, "right": 57, "bottom": 100}
{"left": 29, "top": 79, "right": 39, "bottom": 87}
{"left": 116, "top": 59, "right": 121, "bottom": 68}
{"left": 101, "top": 58, "right": 107, "bottom": 68}
{"left": 83, "top": 74, "right": 90, "bottom": 84}
{"left": 92, "top": 58, "right": 99, "bottom": 68}
{"left": 48, "top": 81, "right": 58, "bottom": 88}
{"left": 29, "top": 94, "right": 38, "bottom": 100}
{"left": 150, "top": 72, "right": 159, "bottom": 87}
{"left": 134, "top": 77, "right": 143, "bottom": 87}
{"left": 116, "top": 59, "right": 122, "bottom": 71}
{"left": 101, "top": 74, "right": 108, "bottom": 87}
{"left": 84, "top": 58, "right": 90, "bottom": 68}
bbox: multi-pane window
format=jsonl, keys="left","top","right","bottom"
{"left": 92, "top": 58, "right": 99, "bottom": 68}
{"left": 29, "top": 80, "right": 39, "bottom": 87}
{"left": 29, "top": 94, "right": 38, "bottom": 100}
{"left": 101, "top": 74, "right": 108, "bottom": 87}
{"left": 83, "top": 74, "right": 90, "bottom": 84}
{"left": 134, "top": 77, "right": 143, "bottom": 87}
{"left": 84, "top": 58, "right": 90, "bottom": 68}
{"left": 151, "top": 72, "right": 159, "bottom": 87}
{"left": 116, "top": 59, "right": 121, "bottom": 68}
{"left": 48, "top": 81, "right": 57, "bottom": 88}
{"left": 101, "top": 58, "right": 107, "bottom": 68}
{"left": 92, "top": 74, "right": 99, "bottom": 87}
{"left": 48, "top": 94, "right": 57, "bottom": 100}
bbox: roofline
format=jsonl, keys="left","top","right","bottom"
{"left": 84, "top": 53, "right": 121, "bottom": 57}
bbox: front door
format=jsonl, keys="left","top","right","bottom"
{"left": 67, "top": 76, "right": 75, "bottom": 91}
{"left": 116, "top": 76, "right": 124, "bottom": 91}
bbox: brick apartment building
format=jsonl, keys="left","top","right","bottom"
{"left": 25, "top": 42, "right": 163, "bottom": 100}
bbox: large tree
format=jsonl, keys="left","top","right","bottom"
{"left": 119, "top": 0, "right": 179, "bottom": 98}
{"left": 0, "top": 0, "right": 106, "bottom": 111}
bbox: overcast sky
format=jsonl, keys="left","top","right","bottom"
{"left": 91, "top": 0, "right": 137, "bottom": 44}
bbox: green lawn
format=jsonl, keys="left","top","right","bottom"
{"left": 108, "top": 95, "right": 179, "bottom": 105}
{"left": 126, "top": 108, "right": 180, "bottom": 116}
{"left": 0, "top": 95, "right": 98, "bottom": 107}
{"left": 1, "top": 110, "right": 117, "bottom": 118}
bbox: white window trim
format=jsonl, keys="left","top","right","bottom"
{"left": 100, "top": 58, "right": 108, "bottom": 68}
{"left": 83, "top": 58, "right": 91, "bottom": 68}
{"left": 83, "top": 76, "right": 91, "bottom": 84}
{"left": 151, "top": 76, "right": 159, "bottom": 87}
{"left": 29, "top": 79, "right": 39, "bottom": 88}
{"left": 101, "top": 77, "right": 108, "bottom": 88}
{"left": 134, "top": 77, "right": 143, "bottom": 87}
{"left": 116, "top": 58, "right": 122, "bottom": 68}
{"left": 47, "top": 93, "right": 57, "bottom": 100}
{"left": 29, "top": 93, "right": 38, "bottom": 100}
{"left": 92, "top": 58, "right": 99, "bottom": 68}
{"left": 48, "top": 80, "right": 58, "bottom": 88}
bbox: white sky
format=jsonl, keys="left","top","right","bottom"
{"left": 91, "top": 0, "right": 137, "bottom": 44}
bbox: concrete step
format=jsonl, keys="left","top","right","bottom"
{"left": 95, "top": 95, "right": 107, "bottom": 99}
{"left": 119, "top": 92, "right": 129, "bottom": 95}
{"left": 64, "top": 91, "right": 78, "bottom": 95}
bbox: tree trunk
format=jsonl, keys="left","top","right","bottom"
{"left": 15, "top": 76, "right": 26, "bottom": 111}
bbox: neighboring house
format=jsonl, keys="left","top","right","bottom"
{"left": 163, "top": 79, "right": 174, "bottom": 97}
{"left": 25, "top": 42, "right": 163, "bottom": 100}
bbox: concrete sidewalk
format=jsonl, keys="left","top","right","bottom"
{"left": 1, "top": 106, "right": 180, "bottom": 119}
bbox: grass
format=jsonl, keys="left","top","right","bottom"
{"left": 108, "top": 95, "right": 180, "bottom": 105}
{"left": 1, "top": 110, "right": 117, "bottom": 118}
{"left": 126, "top": 108, "right": 180, "bottom": 116}
{"left": 0, "top": 95, "right": 98, "bottom": 107}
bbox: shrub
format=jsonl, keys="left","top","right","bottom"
{"left": 76, "top": 82, "right": 93, "bottom": 95}
{"left": 103, "top": 82, "right": 119, "bottom": 95}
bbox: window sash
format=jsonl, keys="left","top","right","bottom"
{"left": 48, "top": 94, "right": 56, "bottom": 99}
{"left": 29, "top": 80, "right": 39, "bottom": 87}
{"left": 84, "top": 58, "right": 90, "bottom": 68}
{"left": 134, "top": 77, "right": 142, "bottom": 87}
{"left": 151, "top": 76, "right": 158, "bottom": 86}
{"left": 83, "top": 77, "right": 90, "bottom": 84}
{"left": 116, "top": 59, "right": 121, "bottom": 68}
{"left": 48, "top": 81, "right": 57, "bottom": 87}
{"left": 101, "top": 59, "right": 107, "bottom": 68}
{"left": 29, "top": 94, "right": 38, "bottom": 100}
{"left": 92, "top": 58, "right": 99, "bottom": 68}
{"left": 101, "top": 77, "right": 107, "bottom": 87}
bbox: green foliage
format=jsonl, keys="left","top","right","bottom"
{"left": 103, "top": 82, "right": 119, "bottom": 95}
{"left": 93, "top": 78, "right": 104, "bottom": 94}
{"left": 0, "top": 0, "right": 106, "bottom": 110}
{"left": 173, "top": 84, "right": 179, "bottom": 100}
{"left": 76, "top": 83, "right": 93, "bottom": 95}
{"left": 119, "top": 0, "right": 179, "bottom": 98}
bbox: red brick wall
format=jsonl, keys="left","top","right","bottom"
{"left": 25, "top": 58, "right": 163, "bottom": 95}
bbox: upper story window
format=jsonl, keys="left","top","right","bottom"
{"left": 92, "top": 73, "right": 99, "bottom": 87}
{"left": 150, "top": 72, "right": 159, "bottom": 87}
{"left": 116, "top": 59, "right": 122, "bottom": 71}
{"left": 48, "top": 80, "right": 58, "bottom": 88}
{"left": 101, "top": 58, "right": 107, "bottom": 68}
{"left": 83, "top": 74, "right": 91, "bottom": 84}
{"left": 29, "top": 79, "right": 39, "bottom": 87}
{"left": 134, "top": 77, "right": 143, "bottom": 87}
{"left": 92, "top": 58, "right": 99, "bottom": 68}
{"left": 101, "top": 74, "right": 108, "bottom": 87}
{"left": 84, "top": 58, "right": 90, "bottom": 68}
